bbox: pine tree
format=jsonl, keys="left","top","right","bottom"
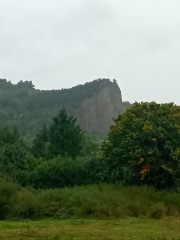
{"left": 48, "top": 109, "right": 84, "bottom": 159}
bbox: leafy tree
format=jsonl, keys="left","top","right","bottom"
{"left": 101, "top": 102, "right": 180, "bottom": 189}
{"left": 81, "top": 133, "right": 104, "bottom": 159}
{"left": 48, "top": 109, "right": 84, "bottom": 159}
{"left": 0, "top": 126, "right": 30, "bottom": 174}
{"left": 0, "top": 127, "right": 29, "bottom": 175}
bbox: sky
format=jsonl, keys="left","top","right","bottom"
{"left": 1, "top": 0, "right": 180, "bottom": 103}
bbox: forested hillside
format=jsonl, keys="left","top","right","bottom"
{"left": 0, "top": 78, "right": 131, "bottom": 138}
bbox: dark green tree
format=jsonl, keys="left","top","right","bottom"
{"left": 101, "top": 102, "right": 180, "bottom": 189}
{"left": 0, "top": 126, "right": 30, "bottom": 174}
{"left": 48, "top": 109, "right": 84, "bottom": 159}
{"left": 32, "top": 124, "right": 48, "bottom": 158}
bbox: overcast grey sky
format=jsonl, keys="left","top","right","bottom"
{"left": 1, "top": 0, "right": 180, "bottom": 103}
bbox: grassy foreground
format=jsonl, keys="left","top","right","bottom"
{"left": 0, "top": 218, "right": 180, "bottom": 240}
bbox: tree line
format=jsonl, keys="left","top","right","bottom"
{"left": 1, "top": 102, "right": 180, "bottom": 190}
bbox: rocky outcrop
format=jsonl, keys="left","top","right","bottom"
{"left": 74, "top": 79, "right": 123, "bottom": 134}
{"left": 0, "top": 78, "right": 128, "bottom": 137}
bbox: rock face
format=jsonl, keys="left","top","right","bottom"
{"left": 0, "top": 78, "right": 127, "bottom": 137}
{"left": 74, "top": 79, "right": 123, "bottom": 134}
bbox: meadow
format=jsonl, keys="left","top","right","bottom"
{"left": 1, "top": 178, "right": 180, "bottom": 239}
{"left": 0, "top": 218, "right": 180, "bottom": 240}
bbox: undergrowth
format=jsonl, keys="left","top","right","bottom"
{"left": 0, "top": 177, "right": 180, "bottom": 220}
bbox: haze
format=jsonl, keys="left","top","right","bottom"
{"left": 1, "top": 0, "right": 180, "bottom": 103}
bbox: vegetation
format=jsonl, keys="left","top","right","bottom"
{"left": 0, "top": 218, "right": 180, "bottom": 240}
{"left": 18, "top": 156, "right": 106, "bottom": 189}
{"left": 101, "top": 102, "right": 180, "bottom": 189}
{"left": 1, "top": 78, "right": 180, "bottom": 240}
{"left": 0, "top": 126, "right": 30, "bottom": 175}
{"left": 32, "top": 109, "right": 84, "bottom": 159}
{"left": 0, "top": 109, "right": 105, "bottom": 188}
{"left": 1, "top": 177, "right": 180, "bottom": 220}
{"left": 1, "top": 101, "right": 180, "bottom": 190}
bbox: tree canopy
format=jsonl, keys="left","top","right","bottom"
{"left": 32, "top": 109, "right": 84, "bottom": 159}
{"left": 101, "top": 102, "right": 180, "bottom": 189}
{"left": 0, "top": 126, "right": 30, "bottom": 174}
{"left": 48, "top": 109, "right": 84, "bottom": 159}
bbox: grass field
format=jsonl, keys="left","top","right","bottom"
{"left": 0, "top": 218, "right": 180, "bottom": 240}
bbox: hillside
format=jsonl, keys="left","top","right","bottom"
{"left": 0, "top": 78, "right": 130, "bottom": 137}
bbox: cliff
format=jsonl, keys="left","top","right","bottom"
{"left": 74, "top": 79, "right": 123, "bottom": 134}
{"left": 0, "top": 78, "right": 129, "bottom": 137}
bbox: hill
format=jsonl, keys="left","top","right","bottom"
{"left": 0, "top": 78, "right": 130, "bottom": 137}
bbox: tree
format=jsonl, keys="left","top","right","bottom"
{"left": 32, "top": 109, "right": 84, "bottom": 159}
{"left": 32, "top": 124, "right": 48, "bottom": 158}
{"left": 101, "top": 102, "right": 180, "bottom": 189}
{"left": 48, "top": 109, "right": 84, "bottom": 159}
{"left": 81, "top": 133, "right": 103, "bottom": 160}
{"left": 0, "top": 126, "right": 30, "bottom": 174}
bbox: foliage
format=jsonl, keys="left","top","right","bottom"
{"left": 31, "top": 125, "right": 48, "bottom": 158}
{"left": 0, "top": 178, "right": 180, "bottom": 221}
{"left": 48, "top": 109, "right": 83, "bottom": 158}
{"left": 32, "top": 109, "right": 84, "bottom": 159}
{"left": 101, "top": 102, "right": 180, "bottom": 189}
{"left": 18, "top": 156, "right": 107, "bottom": 189}
{"left": 81, "top": 133, "right": 104, "bottom": 159}
{"left": 0, "top": 176, "right": 20, "bottom": 220}
{"left": 0, "top": 126, "right": 30, "bottom": 174}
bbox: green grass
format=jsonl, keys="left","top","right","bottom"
{"left": 1, "top": 178, "right": 180, "bottom": 239}
{"left": 0, "top": 218, "right": 180, "bottom": 239}
{"left": 1, "top": 177, "right": 180, "bottom": 220}
{"left": 11, "top": 185, "right": 180, "bottom": 219}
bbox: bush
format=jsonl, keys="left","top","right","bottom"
{"left": 101, "top": 102, "right": 180, "bottom": 189}
{"left": 30, "top": 184, "right": 180, "bottom": 219}
{"left": 0, "top": 176, "right": 19, "bottom": 219}
{"left": 150, "top": 202, "right": 166, "bottom": 219}
{"left": 0, "top": 181, "right": 180, "bottom": 220}
{"left": 18, "top": 156, "right": 107, "bottom": 189}
{"left": 11, "top": 188, "right": 36, "bottom": 219}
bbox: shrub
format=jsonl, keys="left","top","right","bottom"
{"left": 11, "top": 189, "right": 36, "bottom": 219}
{"left": 20, "top": 156, "right": 107, "bottom": 189}
{"left": 150, "top": 202, "right": 166, "bottom": 219}
{"left": 0, "top": 176, "right": 19, "bottom": 219}
{"left": 0, "top": 180, "right": 180, "bottom": 220}
{"left": 33, "top": 184, "right": 180, "bottom": 219}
